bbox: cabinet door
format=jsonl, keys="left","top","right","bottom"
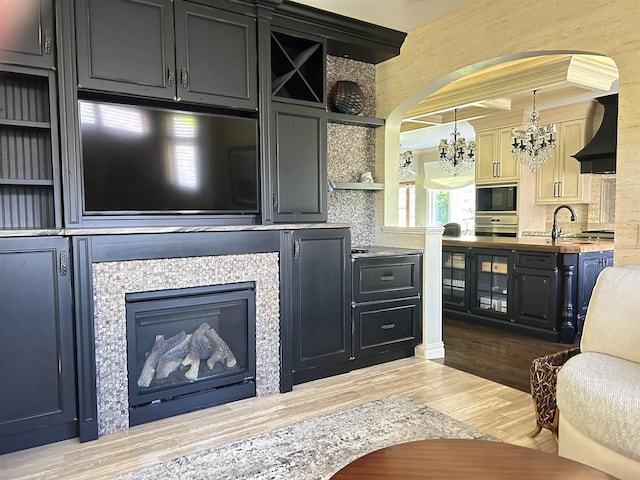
{"left": 291, "top": 229, "right": 351, "bottom": 384}
{"left": 271, "top": 103, "right": 327, "bottom": 222}
{"left": 497, "top": 127, "right": 520, "bottom": 181}
{"left": 536, "top": 147, "right": 559, "bottom": 202}
{"left": 442, "top": 249, "right": 468, "bottom": 310}
{"left": 174, "top": 2, "right": 257, "bottom": 109}
{"left": 0, "top": 0, "right": 54, "bottom": 69}
{"left": 557, "top": 120, "right": 588, "bottom": 202}
{"left": 472, "top": 252, "right": 510, "bottom": 317}
{"left": 576, "top": 251, "right": 612, "bottom": 335}
{"left": 75, "top": 0, "right": 176, "bottom": 99}
{"left": 0, "top": 237, "right": 77, "bottom": 454}
{"left": 512, "top": 266, "right": 558, "bottom": 330}
{"left": 536, "top": 120, "right": 590, "bottom": 204}
{"left": 475, "top": 130, "right": 497, "bottom": 184}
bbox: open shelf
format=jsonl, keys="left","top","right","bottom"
{"left": 0, "top": 69, "right": 56, "bottom": 229}
{"left": 0, "top": 178, "right": 54, "bottom": 186}
{"left": 327, "top": 112, "right": 384, "bottom": 127}
{"left": 333, "top": 182, "right": 384, "bottom": 191}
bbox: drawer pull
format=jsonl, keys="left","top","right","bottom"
{"left": 380, "top": 275, "right": 395, "bottom": 281}
{"left": 381, "top": 323, "right": 396, "bottom": 330}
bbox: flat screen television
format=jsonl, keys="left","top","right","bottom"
{"left": 78, "top": 99, "right": 259, "bottom": 214}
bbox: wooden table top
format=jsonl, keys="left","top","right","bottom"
{"left": 442, "top": 235, "right": 614, "bottom": 253}
{"left": 329, "top": 439, "right": 618, "bottom": 479}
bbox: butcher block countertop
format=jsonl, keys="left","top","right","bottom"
{"left": 442, "top": 236, "right": 614, "bottom": 253}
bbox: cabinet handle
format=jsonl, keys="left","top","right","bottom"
{"left": 180, "top": 68, "right": 188, "bottom": 88}
{"left": 293, "top": 240, "right": 300, "bottom": 259}
{"left": 380, "top": 275, "right": 395, "bottom": 281}
{"left": 272, "top": 194, "right": 278, "bottom": 212}
{"left": 496, "top": 162, "right": 501, "bottom": 177}
{"left": 43, "top": 31, "right": 52, "bottom": 54}
{"left": 492, "top": 163, "right": 497, "bottom": 177}
{"left": 557, "top": 181, "right": 562, "bottom": 197}
{"left": 59, "top": 250, "right": 68, "bottom": 277}
{"left": 553, "top": 182, "right": 557, "bottom": 197}
{"left": 167, "top": 68, "right": 174, "bottom": 87}
{"left": 381, "top": 323, "right": 395, "bottom": 330}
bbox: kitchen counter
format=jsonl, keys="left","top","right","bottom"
{"left": 442, "top": 236, "right": 614, "bottom": 253}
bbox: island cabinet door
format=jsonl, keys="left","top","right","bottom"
{"left": 0, "top": 237, "right": 77, "bottom": 454}
{"left": 512, "top": 266, "right": 559, "bottom": 331}
{"left": 470, "top": 251, "right": 511, "bottom": 318}
{"left": 576, "top": 251, "right": 614, "bottom": 336}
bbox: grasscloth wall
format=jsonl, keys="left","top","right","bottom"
{"left": 374, "top": 0, "right": 640, "bottom": 265}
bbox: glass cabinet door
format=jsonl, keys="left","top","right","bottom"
{"left": 442, "top": 250, "right": 467, "bottom": 309}
{"left": 475, "top": 254, "right": 509, "bottom": 314}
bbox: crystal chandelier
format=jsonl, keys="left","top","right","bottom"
{"left": 511, "top": 90, "right": 557, "bottom": 171}
{"left": 399, "top": 150, "right": 416, "bottom": 179}
{"left": 438, "top": 109, "right": 475, "bottom": 177}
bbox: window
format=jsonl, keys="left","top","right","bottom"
{"left": 427, "top": 184, "right": 475, "bottom": 233}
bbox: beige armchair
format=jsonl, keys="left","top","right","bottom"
{"left": 557, "top": 266, "right": 640, "bottom": 480}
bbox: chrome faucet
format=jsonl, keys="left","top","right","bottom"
{"left": 551, "top": 204, "right": 577, "bottom": 243}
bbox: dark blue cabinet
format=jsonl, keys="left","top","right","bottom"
{"left": 0, "top": 237, "right": 77, "bottom": 454}
{"left": 75, "top": 0, "right": 257, "bottom": 109}
{"left": 0, "top": 0, "right": 55, "bottom": 69}
{"left": 281, "top": 228, "right": 351, "bottom": 386}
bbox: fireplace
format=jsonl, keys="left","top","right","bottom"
{"left": 90, "top": 252, "right": 280, "bottom": 436}
{"left": 126, "top": 283, "right": 256, "bottom": 426}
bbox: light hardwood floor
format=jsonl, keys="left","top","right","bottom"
{"left": 0, "top": 358, "right": 556, "bottom": 479}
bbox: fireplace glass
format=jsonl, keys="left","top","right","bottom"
{"left": 126, "top": 282, "right": 256, "bottom": 425}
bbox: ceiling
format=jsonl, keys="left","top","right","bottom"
{"left": 291, "top": 1, "right": 619, "bottom": 150}
{"left": 290, "top": 0, "right": 474, "bottom": 33}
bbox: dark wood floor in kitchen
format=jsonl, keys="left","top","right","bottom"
{"left": 434, "top": 317, "right": 577, "bottom": 393}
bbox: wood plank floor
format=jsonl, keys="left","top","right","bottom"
{"left": 437, "top": 317, "right": 577, "bottom": 393}
{"left": 0, "top": 358, "right": 558, "bottom": 480}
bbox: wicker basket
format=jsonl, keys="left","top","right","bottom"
{"left": 329, "top": 81, "right": 364, "bottom": 115}
{"left": 528, "top": 346, "right": 581, "bottom": 440}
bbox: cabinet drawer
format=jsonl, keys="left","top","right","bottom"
{"left": 514, "top": 252, "right": 557, "bottom": 269}
{"left": 353, "top": 255, "right": 421, "bottom": 302}
{"left": 353, "top": 298, "right": 420, "bottom": 358}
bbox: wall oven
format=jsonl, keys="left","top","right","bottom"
{"left": 475, "top": 213, "right": 518, "bottom": 237}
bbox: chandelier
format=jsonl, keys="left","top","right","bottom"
{"left": 438, "top": 109, "right": 475, "bottom": 177}
{"left": 511, "top": 89, "right": 557, "bottom": 171}
{"left": 399, "top": 150, "right": 416, "bottom": 179}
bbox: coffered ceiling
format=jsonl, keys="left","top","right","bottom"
{"left": 400, "top": 54, "right": 619, "bottom": 134}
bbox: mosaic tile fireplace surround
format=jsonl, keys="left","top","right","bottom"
{"left": 91, "top": 253, "right": 280, "bottom": 436}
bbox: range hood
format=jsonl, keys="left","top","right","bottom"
{"left": 572, "top": 94, "right": 617, "bottom": 174}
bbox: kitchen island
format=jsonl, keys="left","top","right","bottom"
{"left": 441, "top": 236, "right": 614, "bottom": 343}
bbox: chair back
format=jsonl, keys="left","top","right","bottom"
{"left": 581, "top": 266, "right": 640, "bottom": 363}
{"left": 443, "top": 222, "right": 461, "bottom": 236}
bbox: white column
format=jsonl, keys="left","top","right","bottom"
{"left": 415, "top": 226, "right": 445, "bottom": 359}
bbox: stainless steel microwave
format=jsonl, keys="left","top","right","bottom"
{"left": 476, "top": 184, "right": 517, "bottom": 213}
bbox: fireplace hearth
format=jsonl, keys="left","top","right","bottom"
{"left": 126, "top": 283, "right": 256, "bottom": 426}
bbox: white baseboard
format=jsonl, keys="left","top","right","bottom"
{"left": 415, "top": 341, "right": 445, "bottom": 360}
